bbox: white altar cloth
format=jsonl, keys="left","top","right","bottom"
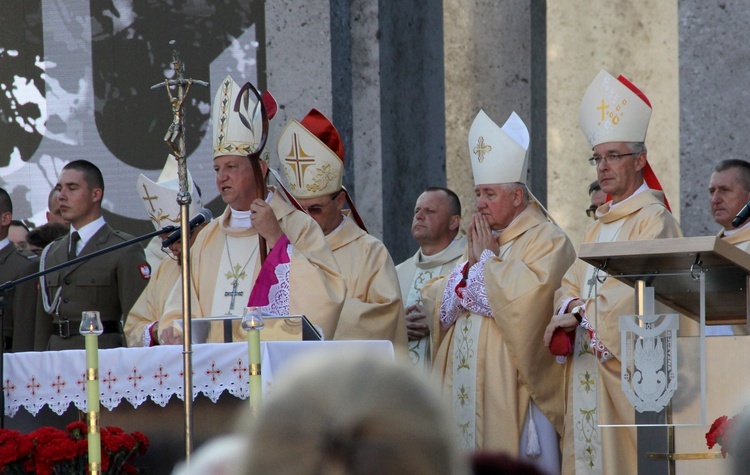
{"left": 3, "top": 340, "right": 394, "bottom": 417}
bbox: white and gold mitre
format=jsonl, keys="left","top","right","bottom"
{"left": 212, "top": 75, "right": 265, "bottom": 158}
{"left": 136, "top": 155, "right": 202, "bottom": 231}
{"left": 468, "top": 110, "right": 529, "bottom": 186}
{"left": 579, "top": 70, "right": 652, "bottom": 148}
{"left": 279, "top": 109, "right": 345, "bottom": 199}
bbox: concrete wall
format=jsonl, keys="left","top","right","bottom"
{"left": 679, "top": 0, "right": 750, "bottom": 237}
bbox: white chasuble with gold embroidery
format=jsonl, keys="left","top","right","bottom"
{"left": 451, "top": 240, "right": 513, "bottom": 451}
{"left": 555, "top": 189, "right": 681, "bottom": 475}
{"left": 571, "top": 219, "right": 623, "bottom": 475}
{"left": 397, "top": 236, "right": 467, "bottom": 370}
{"left": 211, "top": 234, "right": 260, "bottom": 317}
{"left": 157, "top": 192, "right": 346, "bottom": 344}
{"left": 405, "top": 267, "right": 438, "bottom": 366}
{"left": 427, "top": 203, "right": 575, "bottom": 466}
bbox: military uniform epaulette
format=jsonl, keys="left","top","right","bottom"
{"left": 111, "top": 229, "right": 136, "bottom": 241}
{"left": 20, "top": 250, "right": 38, "bottom": 260}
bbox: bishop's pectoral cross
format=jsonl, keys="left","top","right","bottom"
{"left": 225, "top": 264, "right": 247, "bottom": 314}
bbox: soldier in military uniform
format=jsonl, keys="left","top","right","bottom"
{"left": 0, "top": 187, "right": 38, "bottom": 352}
{"left": 34, "top": 160, "right": 151, "bottom": 350}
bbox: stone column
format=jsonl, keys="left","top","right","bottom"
{"left": 265, "top": 0, "right": 334, "bottom": 166}
{"left": 679, "top": 1, "right": 750, "bottom": 237}
{"left": 379, "top": 0, "right": 446, "bottom": 263}
{"left": 443, "top": 0, "right": 545, "bottom": 236}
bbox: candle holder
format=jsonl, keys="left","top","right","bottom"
{"left": 240, "top": 306, "right": 265, "bottom": 331}
{"left": 80, "top": 311, "right": 102, "bottom": 475}
{"left": 241, "top": 307, "right": 264, "bottom": 415}
{"left": 80, "top": 311, "right": 104, "bottom": 336}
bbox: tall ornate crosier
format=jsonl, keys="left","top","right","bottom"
{"left": 0, "top": 422, "right": 148, "bottom": 475}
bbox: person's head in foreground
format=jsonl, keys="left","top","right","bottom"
{"left": 237, "top": 351, "right": 469, "bottom": 475}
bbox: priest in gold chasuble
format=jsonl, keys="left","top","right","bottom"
{"left": 126, "top": 157, "right": 202, "bottom": 347}
{"left": 157, "top": 76, "right": 345, "bottom": 344}
{"left": 424, "top": 110, "right": 575, "bottom": 474}
{"left": 708, "top": 159, "right": 750, "bottom": 336}
{"left": 281, "top": 109, "right": 407, "bottom": 351}
{"left": 544, "top": 70, "right": 682, "bottom": 475}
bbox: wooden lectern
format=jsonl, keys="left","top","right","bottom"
{"left": 578, "top": 236, "right": 750, "bottom": 474}
{"left": 580, "top": 236, "right": 750, "bottom": 326}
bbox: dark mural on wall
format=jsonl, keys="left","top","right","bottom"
{"left": 0, "top": 0, "right": 265, "bottom": 233}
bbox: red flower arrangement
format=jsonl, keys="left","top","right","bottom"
{"left": 0, "top": 422, "right": 149, "bottom": 474}
{"left": 706, "top": 415, "right": 734, "bottom": 458}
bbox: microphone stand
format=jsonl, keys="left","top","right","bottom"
{"left": 0, "top": 226, "right": 178, "bottom": 293}
{"left": 0, "top": 225, "right": 176, "bottom": 428}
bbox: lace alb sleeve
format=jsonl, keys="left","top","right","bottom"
{"left": 263, "top": 244, "right": 292, "bottom": 316}
{"left": 439, "top": 262, "right": 467, "bottom": 331}
{"left": 461, "top": 249, "right": 495, "bottom": 316}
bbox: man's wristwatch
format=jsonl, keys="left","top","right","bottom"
{"left": 571, "top": 305, "right": 584, "bottom": 324}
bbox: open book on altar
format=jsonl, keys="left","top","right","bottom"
{"left": 178, "top": 314, "right": 323, "bottom": 343}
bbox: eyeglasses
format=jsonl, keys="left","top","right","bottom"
{"left": 585, "top": 205, "right": 598, "bottom": 218}
{"left": 588, "top": 152, "right": 638, "bottom": 167}
{"left": 301, "top": 190, "right": 343, "bottom": 215}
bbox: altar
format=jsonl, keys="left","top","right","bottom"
{"left": 3, "top": 340, "right": 394, "bottom": 474}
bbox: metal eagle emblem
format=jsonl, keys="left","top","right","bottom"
{"left": 619, "top": 312, "right": 679, "bottom": 413}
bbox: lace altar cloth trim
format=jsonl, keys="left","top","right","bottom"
{"left": 4, "top": 340, "right": 394, "bottom": 417}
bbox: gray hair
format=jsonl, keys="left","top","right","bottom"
{"left": 238, "top": 351, "right": 469, "bottom": 475}
{"left": 713, "top": 159, "right": 750, "bottom": 192}
{"left": 626, "top": 142, "right": 648, "bottom": 155}
{"left": 500, "top": 182, "right": 529, "bottom": 205}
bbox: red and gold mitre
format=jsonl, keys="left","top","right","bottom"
{"left": 279, "top": 109, "right": 344, "bottom": 199}
{"left": 579, "top": 69, "right": 652, "bottom": 148}
{"left": 580, "top": 71, "right": 670, "bottom": 210}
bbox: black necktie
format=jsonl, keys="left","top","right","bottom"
{"left": 68, "top": 231, "right": 80, "bottom": 260}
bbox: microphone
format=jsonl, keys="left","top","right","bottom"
{"left": 733, "top": 200, "right": 750, "bottom": 228}
{"left": 161, "top": 209, "right": 212, "bottom": 247}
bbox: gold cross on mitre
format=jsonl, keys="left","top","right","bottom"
{"left": 597, "top": 99, "right": 609, "bottom": 122}
{"left": 473, "top": 136, "right": 491, "bottom": 163}
{"left": 284, "top": 132, "right": 316, "bottom": 188}
{"left": 140, "top": 184, "right": 159, "bottom": 212}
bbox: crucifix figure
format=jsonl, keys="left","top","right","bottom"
{"left": 225, "top": 281, "right": 245, "bottom": 314}
{"left": 225, "top": 264, "right": 247, "bottom": 314}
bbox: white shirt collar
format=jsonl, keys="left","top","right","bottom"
{"left": 324, "top": 214, "right": 347, "bottom": 237}
{"left": 0, "top": 237, "right": 10, "bottom": 252}
{"left": 229, "top": 208, "right": 252, "bottom": 229}
{"left": 724, "top": 219, "right": 750, "bottom": 236}
{"left": 71, "top": 216, "right": 106, "bottom": 254}
{"left": 229, "top": 191, "right": 274, "bottom": 229}
{"left": 609, "top": 181, "right": 648, "bottom": 209}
